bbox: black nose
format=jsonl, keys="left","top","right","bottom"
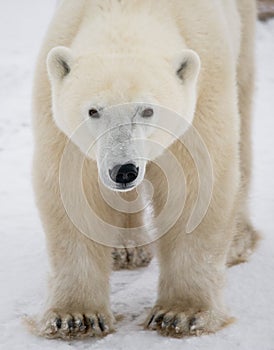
{"left": 109, "top": 163, "right": 139, "bottom": 184}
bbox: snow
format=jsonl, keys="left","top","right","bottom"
{"left": 0, "top": 1, "right": 273, "bottom": 349}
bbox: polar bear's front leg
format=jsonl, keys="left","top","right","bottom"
{"left": 33, "top": 161, "right": 114, "bottom": 339}
{"left": 39, "top": 232, "right": 114, "bottom": 339}
{"left": 145, "top": 225, "right": 233, "bottom": 337}
{"left": 38, "top": 227, "right": 114, "bottom": 339}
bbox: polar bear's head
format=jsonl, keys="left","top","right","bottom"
{"left": 47, "top": 47, "right": 200, "bottom": 191}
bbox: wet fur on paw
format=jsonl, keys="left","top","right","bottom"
{"left": 26, "top": 309, "right": 115, "bottom": 340}
{"left": 112, "top": 245, "right": 153, "bottom": 270}
{"left": 145, "top": 306, "right": 234, "bottom": 338}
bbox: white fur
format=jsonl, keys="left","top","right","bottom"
{"left": 32, "top": 0, "right": 259, "bottom": 339}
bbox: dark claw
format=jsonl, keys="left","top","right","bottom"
{"left": 82, "top": 316, "right": 88, "bottom": 328}
{"left": 83, "top": 315, "right": 90, "bottom": 330}
{"left": 89, "top": 317, "right": 95, "bottom": 329}
{"left": 98, "top": 315, "right": 105, "bottom": 332}
{"left": 154, "top": 313, "right": 165, "bottom": 324}
{"left": 189, "top": 317, "right": 197, "bottom": 329}
{"left": 171, "top": 318, "right": 179, "bottom": 328}
{"left": 147, "top": 314, "right": 155, "bottom": 327}
{"left": 55, "top": 318, "right": 62, "bottom": 329}
{"left": 67, "top": 318, "right": 74, "bottom": 330}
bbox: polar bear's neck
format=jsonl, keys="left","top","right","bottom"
{"left": 71, "top": 0, "right": 186, "bottom": 60}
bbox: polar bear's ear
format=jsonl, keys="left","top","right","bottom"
{"left": 173, "top": 50, "right": 201, "bottom": 84}
{"left": 47, "top": 46, "right": 73, "bottom": 81}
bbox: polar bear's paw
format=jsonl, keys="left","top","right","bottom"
{"left": 38, "top": 309, "right": 114, "bottom": 339}
{"left": 145, "top": 306, "right": 233, "bottom": 338}
{"left": 112, "top": 245, "right": 153, "bottom": 270}
{"left": 227, "top": 221, "right": 261, "bottom": 267}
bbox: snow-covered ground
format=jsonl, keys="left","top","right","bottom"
{"left": 0, "top": 2, "right": 273, "bottom": 349}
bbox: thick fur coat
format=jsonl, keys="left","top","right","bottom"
{"left": 32, "top": 0, "right": 259, "bottom": 339}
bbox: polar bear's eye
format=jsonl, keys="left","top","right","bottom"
{"left": 141, "top": 108, "right": 154, "bottom": 118}
{"left": 88, "top": 108, "right": 100, "bottom": 118}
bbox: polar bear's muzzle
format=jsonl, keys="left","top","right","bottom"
{"left": 95, "top": 118, "right": 147, "bottom": 192}
{"left": 98, "top": 151, "right": 146, "bottom": 192}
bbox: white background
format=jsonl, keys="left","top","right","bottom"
{"left": 0, "top": 1, "right": 273, "bottom": 349}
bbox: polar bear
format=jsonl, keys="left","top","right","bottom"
{"left": 32, "top": 0, "right": 259, "bottom": 339}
